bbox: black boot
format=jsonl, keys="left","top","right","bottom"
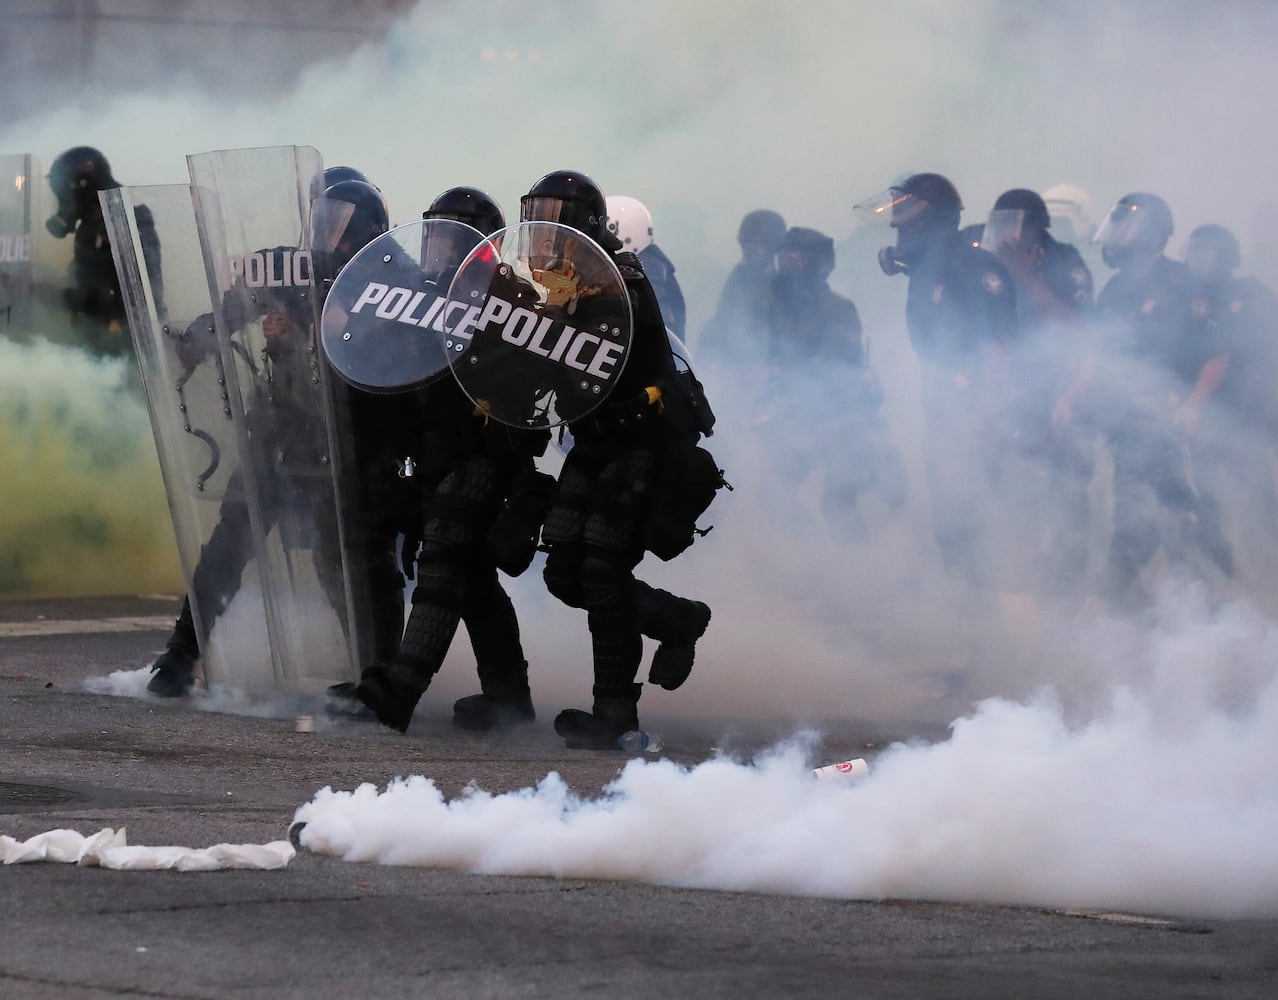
{"left": 453, "top": 661, "right": 535, "bottom": 730}
{"left": 554, "top": 684, "right": 641, "bottom": 750}
{"left": 637, "top": 586, "right": 711, "bottom": 691}
{"left": 355, "top": 662, "right": 428, "bottom": 733}
{"left": 147, "top": 597, "right": 199, "bottom": 698}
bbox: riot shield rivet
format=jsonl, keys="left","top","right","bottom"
{"left": 599, "top": 323, "right": 608, "bottom": 331}
{"left": 217, "top": 378, "right": 226, "bottom": 386}
{"left": 182, "top": 423, "right": 191, "bottom": 432}
{"left": 178, "top": 404, "right": 187, "bottom": 413}
{"left": 469, "top": 356, "right": 478, "bottom": 364}
{"left": 343, "top": 332, "right": 351, "bottom": 340}
{"left": 223, "top": 407, "right": 232, "bottom": 416}
{"left": 383, "top": 254, "right": 392, "bottom": 263}
{"left": 579, "top": 381, "right": 588, "bottom": 390}
{"left": 196, "top": 483, "right": 205, "bottom": 492}
{"left": 470, "top": 290, "right": 479, "bottom": 298}
{"left": 499, "top": 265, "right": 509, "bottom": 276}
{"left": 592, "top": 385, "right": 601, "bottom": 394}
{"left": 611, "top": 327, "right": 620, "bottom": 335}
{"left": 320, "top": 456, "right": 329, "bottom": 465}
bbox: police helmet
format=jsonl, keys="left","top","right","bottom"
{"left": 47, "top": 146, "right": 116, "bottom": 197}
{"left": 520, "top": 170, "right": 618, "bottom": 249}
{"left": 737, "top": 209, "right": 787, "bottom": 250}
{"left": 776, "top": 226, "right": 835, "bottom": 280}
{"left": 424, "top": 186, "right": 505, "bottom": 235}
{"left": 892, "top": 173, "right": 963, "bottom": 230}
{"left": 1041, "top": 183, "right": 1094, "bottom": 242}
{"left": 993, "top": 189, "right": 1051, "bottom": 232}
{"left": 1095, "top": 193, "right": 1174, "bottom": 253}
{"left": 605, "top": 195, "right": 654, "bottom": 253}
{"left": 309, "top": 165, "right": 376, "bottom": 203}
{"left": 310, "top": 179, "right": 390, "bottom": 277}
{"left": 1185, "top": 223, "right": 1241, "bottom": 280}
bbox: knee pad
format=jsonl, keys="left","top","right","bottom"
{"left": 583, "top": 450, "right": 657, "bottom": 554}
{"left": 421, "top": 458, "right": 501, "bottom": 554}
{"left": 541, "top": 454, "right": 596, "bottom": 546}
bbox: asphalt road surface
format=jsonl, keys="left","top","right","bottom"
{"left": 1, "top": 596, "right": 1274, "bottom": 999}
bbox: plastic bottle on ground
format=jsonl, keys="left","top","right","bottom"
{"left": 617, "top": 730, "right": 662, "bottom": 753}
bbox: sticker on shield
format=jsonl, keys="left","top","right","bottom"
{"left": 443, "top": 221, "right": 632, "bottom": 428}
{"left": 320, "top": 218, "right": 487, "bottom": 393}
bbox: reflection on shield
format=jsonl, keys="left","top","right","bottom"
{"left": 320, "top": 219, "right": 484, "bottom": 393}
{"left": 443, "top": 221, "right": 632, "bottom": 429}
{"left": 0, "top": 154, "right": 35, "bottom": 329}
{"left": 103, "top": 182, "right": 277, "bottom": 691}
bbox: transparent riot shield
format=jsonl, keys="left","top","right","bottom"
{"left": 186, "top": 145, "right": 364, "bottom": 693}
{"left": 443, "top": 221, "right": 632, "bottom": 428}
{"left": 0, "top": 154, "right": 35, "bottom": 330}
{"left": 320, "top": 218, "right": 484, "bottom": 393}
{"left": 101, "top": 183, "right": 275, "bottom": 690}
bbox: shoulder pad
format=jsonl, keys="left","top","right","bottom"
{"left": 614, "top": 250, "right": 645, "bottom": 278}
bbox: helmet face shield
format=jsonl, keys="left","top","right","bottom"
{"left": 521, "top": 195, "right": 572, "bottom": 228}
{"left": 853, "top": 188, "right": 931, "bottom": 230}
{"left": 517, "top": 220, "right": 578, "bottom": 274}
{"left": 983, "top": 208, "right": 1028, "bottom": 254}
{"left": 420, "top": 222, "right": 484, "bottom": 280}
{"left": 309, "top": 197, "right": 357, "bottom": 257}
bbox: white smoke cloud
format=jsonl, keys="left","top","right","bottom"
{"left": 295, "top": 586, "right": 1278, "bottom": 919}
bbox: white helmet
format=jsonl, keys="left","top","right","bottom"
{"left": 605, "top": 195, "right": 654, "bottom": 252}
{"left": 1040, "top": 183, "right": 1095, "bottom": 243}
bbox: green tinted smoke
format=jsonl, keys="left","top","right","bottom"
{"left": 0, "top": 336, "right": 181, "bottom": 597}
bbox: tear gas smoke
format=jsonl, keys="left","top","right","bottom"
{"left": 0, "top": 337, "right": 179, "bottom": 597}
{"left": 294, "top": 588, "right": 1278, "bottom": 919}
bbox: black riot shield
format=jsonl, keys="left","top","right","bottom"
{"left": 443, "top": 221, "right": 632, "bottom": 429}
{"left": 320, "top": 218, "right": 486, "bottom": 393}
{"left": 0, "top": 154, "right": 35, "bottom": 330}
{"left": 184, "top": 145, "right": 366, "bottom": 694}
{"left": 102, "top": 183, "right": 277, "bottom": 690}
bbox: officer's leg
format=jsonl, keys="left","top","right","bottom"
{"left": 1101, "top": 436, "right": 1163, "bottom": 608}
{"left": 355, "top": 462, "right": 498, "bottom": 732}
{"left": 634, "top": 580, "right": 711, "bottom": 692}
{"left": 452, "top": 563, "right": 535, "bottom": 730}
{"left": 553, "top": 450, "right": 655, "bottom": 749}
{"left": 148, "top": 492, "right": 254, "bottom": 697}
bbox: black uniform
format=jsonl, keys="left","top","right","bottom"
{"left": 638, "top": 243, "right": 687, "bottom": 339}
{"left": 1092, "top": 255, "right": 1232, "bottom": 600}
{"left": 1001, "top": 235, "right": 1096, "bottom": 598}
{"left": 763, "top": 227, "right": 904, "bottom": 534}
{"left": 45, "top": 146, "right": 161, "bottom": 356}
{"left": 906, "top": 231, "right": 1018, "bottom": 587}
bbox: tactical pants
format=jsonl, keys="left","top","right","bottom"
{"left": 542, "top": 444, "right": 703, "bottom": 726}
{"left": 390, "top": 456, "right": 528, "bottom": 700}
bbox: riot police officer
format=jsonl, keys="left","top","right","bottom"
{"left": 763, "top": 226, "right": 904, "bottom": 534}
{"left": 146, "top": 178, "right": 393, "bottom": 697}
{"left": 855, "top": 172, "right": 1017, "bottom": 589}
{"left": 700, "top": 208, "right": 787, "bottom": 364}
{"left": 349, "top": 186, "right": 556, "bottom": 732}
{"left": 984, "top": 187, "right": 1095, "bottom": 598}
{"left": 1084, "top": 193, "right": 1233, "bottom": 605}
{"left": 1181, "top": 223, "right": 1278, "bottom": 576}
{"left": 45, "top": 146, "right": 160, "bottom": 356}
{"left": 529, "top": 170, "right": 720, "bottom": 750}
{"left": 606, "top": 195, "right": 687, "bottom": 339}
